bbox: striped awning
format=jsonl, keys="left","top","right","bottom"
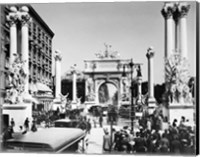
{"left": 29, "top": 82, "right": 52, "bottom": 93}
{"left": 36, "top": 82, "right": 52, "bottom": 92}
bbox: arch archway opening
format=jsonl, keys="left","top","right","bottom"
{"left": 98, "top": 82, "right": 118, "bottom": 106}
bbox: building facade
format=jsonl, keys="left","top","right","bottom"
{"left": 0, "top": 5, "right": 54, "bottom": 109}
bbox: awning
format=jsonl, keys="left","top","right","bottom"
{"left": 29, "top": 82, "right": 38, "bottom": 93}
{"left": 30, "top": 97, "right": 40, "bottom": 104}
{"left": 36, "top": 82, "right": 52, "bottom": 92}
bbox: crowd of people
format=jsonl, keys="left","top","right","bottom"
{"left": 102, "top": 116, "right": 195, "bottom": 154}
{"left": 1, "top": 107, "right": 196, "bottom": 155}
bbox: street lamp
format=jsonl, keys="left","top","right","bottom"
{"left": 122, "top": 59, "right": 142, "bottom": 133}
{"left": 122, "top": 58, "right": 134, "bottom": 133}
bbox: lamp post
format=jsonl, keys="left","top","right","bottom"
{"left": 122, "top": 58, "right": 134, "bottom": 133}
{"left": 122, "top": 59, "right": 142, "bottom": 133}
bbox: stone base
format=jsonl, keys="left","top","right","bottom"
{"left": 168, "top": 103, "right": 195, "bottom": 126}
{"left": 52, "top": 98, "right": 66, "bottom": 113}
{"left": 148, "top": 97, "right": 156, "bottom": 115}
{"left": 71, "top": 102, "right": 79, "bottom": 110}
{"left": 84, "top": 101, "right": 96, "bottom": 110}
{"left": 3, "top": 102, "right": 32, "bottom": 131}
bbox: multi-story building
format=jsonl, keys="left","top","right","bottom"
{"left": 28, "top": 5, "right": 54, "bottom": 89}
{"left": 0, "top": 5, "right": 54, "bottom": 110}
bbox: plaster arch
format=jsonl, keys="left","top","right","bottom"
{"left": 95, "top": 79, "right": 120, "bottom": 106}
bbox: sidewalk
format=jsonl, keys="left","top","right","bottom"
{"left": 85, "top": 126, "right": 104, "bottom": 154}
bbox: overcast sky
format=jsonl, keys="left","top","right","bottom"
{"left": 31, "top": 1, "right": 196, "bottom": 84}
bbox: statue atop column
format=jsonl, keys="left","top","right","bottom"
{"left": 55, "top": 50, "right": 62, "bottom": 61}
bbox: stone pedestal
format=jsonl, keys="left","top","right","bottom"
{"left": 71, "top": 102, "right": 78, "bottom": 110}
{"left": 3, "top": 103, "right": 32, "bottom": 131}
{"left": 147, "top": 97, "right": 156, "bottom": 115}
{"left": 52, "top": 98, "right": 66, "bottom": 114}
{"left": 168, "top": 103, "right": 194, "bottom": 125}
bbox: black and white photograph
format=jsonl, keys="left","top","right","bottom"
{"left": 0, "top": 0, "right": 198, "bottom": 155}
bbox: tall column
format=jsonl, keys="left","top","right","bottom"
{"left": 72, "top": 70, "right": 77, "bottom": 103}
{"left": 136, "top": 65, "right": 142, "bottom": 104}
{"left": 7, "top": 7, "right": 18, "bottom": 65}
{"left": 137, "top": 76, "right": 142, "bottom": 104}
{"left": 19, "top": 6, "right": 31, "bottom": 95}
{"left": 177, "top": 3, "right": 190, "bottom": 59}
{"left": 146, "top": 47, "right": 156, "bottom": 114}
{"left": 54, "top": 50, "right": 62, "bottom": 99}
{"left": 161, "top": 2, "right": 176, "bottom": 58}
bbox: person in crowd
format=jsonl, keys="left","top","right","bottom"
{"left": 99, "top": 115, "right": 103, "bottom": 128}
{"left": 172, "top": 119, "right": 178, "bottom": 127}
{"left": 10, "top": 118, "right": 15, "bottom": 128}
{"left": 24, "top": 117, "right": 30, "bottom": 131}
{"left": 31, "top": 119, "right": 37, "bottom": 132}
{"left": 86, "top": 118, "right": 92, "bottom": 134}
{"left": 77, "top": 117, "right": 87, "bottom": 131}
{"left": 113, "top": 130, "right": 121, "bottom": 151}
{"left": 102, "top": 128, "right": 111, "bottom": 153}
{"left": 179, "top": 116, "right": 186, "bottom": 127}
{"left": 158, "top": 133, "right": 170, "bottom": 153}
{"left": 171, "top": 134, "right": 181, "bottom": 153}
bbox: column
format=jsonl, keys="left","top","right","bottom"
{"left": 19, "top": 6, "right": 31, "bottom": 95}
{"left": 137, "top": 76, "right": 142, "bottom": 104}
{"left": 136, "top": 65, "right": 142, "bottom": 104}
{"left": 177, "top": 3, "right": 190, "bottom": 59}
{"left": 7, "top": 7, "right": 18, "bottom": 65}
{"left": 72, "top": 70, "right": 77, "bottom": 103}
{"left": 146, "top": 47, "right": 156, "bottom": 114}
{"left": 161, "top": 2, "right": 176, "bottom": 58}
{"left": 54, "top": 50, "right": 62, "bottom": 99}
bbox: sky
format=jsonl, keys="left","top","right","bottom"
{"left": 31, "top": 1, "right": 196, "bottom": 84}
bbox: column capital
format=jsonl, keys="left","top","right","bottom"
{"left": 18, "top": 6, "right": 31, "bottom": 26}
{"left": 161, "top": 2, "right": 176, "bottom": 19}
{"left": 54, "top": 50, "right": 62, "bottom": 61}
{"left": 6, "top": 7, "right": 18, "bottom": 26}
{"left": 146, "top": 47, "right": 155, "bottom": 59}
{"left": 174, "top": 2, "right": 190, "bottom": 21}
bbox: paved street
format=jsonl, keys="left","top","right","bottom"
{"left": 83, "top": 116, "right": 139, "bottom": 154}
{"left": 85, "top": 126, "right": 104, "bottom": 154}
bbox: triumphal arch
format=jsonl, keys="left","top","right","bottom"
{"left": 84, "top": 44, "right": 140, "bottom": 108}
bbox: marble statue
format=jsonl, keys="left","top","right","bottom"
{"left": 5, "top": 54, "right": 26, "bottom": 104}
